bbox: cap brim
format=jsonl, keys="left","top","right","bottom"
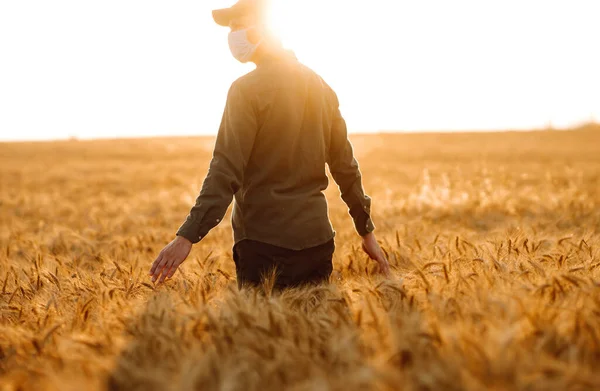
{"left": 212, "top": 8, "right": 235, "bottom": 27}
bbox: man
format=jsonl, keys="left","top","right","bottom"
{"left": 149, "top": 0, "right": 390, "bottom": 289}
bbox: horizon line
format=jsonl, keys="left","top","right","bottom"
{"left": 1, "top": 122, "right": 598, "bottom": 144}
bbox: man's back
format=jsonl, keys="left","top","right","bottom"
{"left": 231, "top": 52, "right": 337, "bottom": 249}
{"left": 175, "top": 50, "right": 374, "bottom": 252}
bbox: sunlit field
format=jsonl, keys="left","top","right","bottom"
{"left": 1, "top": 125, "right": 599, "bottom": 391}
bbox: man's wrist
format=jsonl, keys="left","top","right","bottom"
{"left": 175, "top": 233, "right": 195, "bottom": 245}
{"left": 361, "top": 231, "right": 374, "bottom": 238}
{"left": 356, "top": 216, "right": 375, "bottom": 237}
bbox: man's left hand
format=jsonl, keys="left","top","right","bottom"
{"left": 149, "top": 236, "right": 193, "bottom": 284}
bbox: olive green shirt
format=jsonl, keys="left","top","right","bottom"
{"left": 176, "top": 51, "right": 375, "bottom": 250}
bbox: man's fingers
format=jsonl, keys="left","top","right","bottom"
{"left": 149, "top": 253, "right": 164, "bottom": 275}
{"left": 167, "top": 262, "right": 181, "bottom": 278}
{"left": 154, "top": 265, "right": 167, "bottom": 283}
{"left": 151, "top": 265, "right": 164, "bottom": 282}
{"left": 150, "top": 261, "right": 166, "bottom": 281}
{"left": 164, "top": 266, "right": 177, "bottom": 280}
{"left": 151, "top": 255, "right": 170, "bottom": 282}
{"left": 157, "top": 259, "right": 182, "bottom": 283}
{"left": 158, "top": 258, "right": 177, "bottom": 283}
{"left": 376, "top": 254, "right": 391, "bottom": 277}
{"left": 155, "top": 263, "right": 168, "bottom": 283}
{"left": 384, "top": 266, "right": 391, "bottom": 277}
{"left": 378, "top": 262, "right": 391, "bottom": 277}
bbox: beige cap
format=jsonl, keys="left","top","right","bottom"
{"left": 212, "top": 0, "right": 268, "bottom": 27}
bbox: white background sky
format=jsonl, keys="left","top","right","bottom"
{"left": 0, "top": 0, "right": 599, "bottom": 141}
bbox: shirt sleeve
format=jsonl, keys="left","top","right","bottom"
{"left": 176, "top": 80, "right": 257, "bottom": 243}
{"left": 326, "top": 88, "right": 375, "bottom": 237}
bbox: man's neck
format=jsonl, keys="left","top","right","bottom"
{"left": 252, "top": 44, "right": 287, "bottom": 66}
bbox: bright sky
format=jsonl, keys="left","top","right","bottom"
{"left": 1, "top": 0, "right": 599, "bottom": 141}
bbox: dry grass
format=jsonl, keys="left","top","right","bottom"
{"left": 1, "top": 126, "right": 600, "bottom": 390}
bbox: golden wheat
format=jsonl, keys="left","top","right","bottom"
{"left": 1, "top": 126, "right": 599, "bottom": 390}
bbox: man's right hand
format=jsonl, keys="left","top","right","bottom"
{"left": 361, "top": 232, "right": 391, "bottom": 277}
{"left": 149, "top": 235, "right": 193, "bottom": 284}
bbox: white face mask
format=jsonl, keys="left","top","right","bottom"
{"left": 228, "top": 28, "right": 262, "bottom": 63}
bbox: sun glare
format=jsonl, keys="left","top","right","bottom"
{"left": 264, "top": 0, "right": 599, "bottom": 132}
{"left": 266, "top": 0, "right": 328, "bottom": 52}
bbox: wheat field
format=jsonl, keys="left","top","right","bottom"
{"left": 1, "top": 126, "right": 599, "bottom": 391}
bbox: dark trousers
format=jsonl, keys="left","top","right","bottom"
{"left": 232, "top": 239, "right": 335, "bottom": 290}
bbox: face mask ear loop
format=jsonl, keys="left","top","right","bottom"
{"left": 244, "top": 27, "right": 264, "bottom": 56}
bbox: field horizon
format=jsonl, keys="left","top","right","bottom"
{"left": 1, "top": 127, "right": 599, "bottom": 390}
{"left": 2, "top": 121, "right": 598, "bottom": 144}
